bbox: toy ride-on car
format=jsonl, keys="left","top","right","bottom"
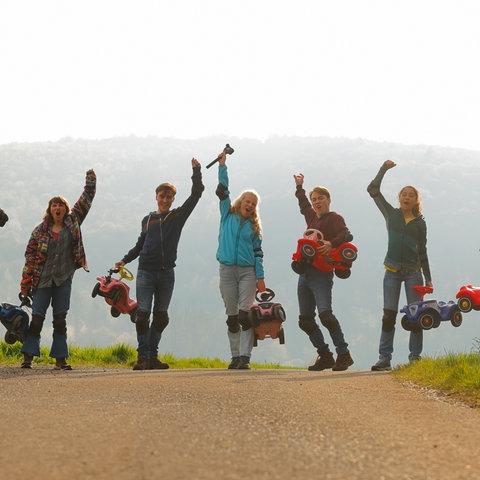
{"left": 249, "top": 288, "right": 286, "bottom": 347}
{"left": 456, "top": 285, "right": 480, "bottom": 313}
{"left": 92, "top": 266, "right": 137, "bottom": 322}
{"left": 400, "top": 285, "right": 462, "bottom": 332}
{"left": 0, "top": 294, "right": 31, "bottom": 344}
{"left": 291, "top": 229, "right": 357, "bottom": 279}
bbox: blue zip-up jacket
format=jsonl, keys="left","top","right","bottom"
{"left": 122, "top": 167, "right": 204, "bottom": 270}
{"left": 367, "top": 164, "right": 432, "bottom": 283}
{"left": 215, "top": 164, "right": 264, "bottom": 279}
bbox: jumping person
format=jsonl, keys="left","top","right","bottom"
{"left": 293, "top": 173, "right": 354, "bottom": 372}
{"left": 216, "top": 151, "right": 266, "bottom": 370}
{"left": 368, "top": 160, "right": 432, "bottom": 371}
{"left": 20, "top": 169, "right": 96, "bottom": 369}
{"left": 116, "top": 158, "right": 204, "bottom": 370}
{"left": 0, "top": 208, "right": 8, "bottom": 227}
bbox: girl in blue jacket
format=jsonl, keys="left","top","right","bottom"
{"left": 216, "top": 151, "right": 266, "bottom": 370}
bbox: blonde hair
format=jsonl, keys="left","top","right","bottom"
{"left": 309, "top": 186, "right": 331, "bottom": 200}
{"left": 230, "top": 190, "right": 262, "bottom": 237}
{"left": 398, "top": 185, "right": 422, "bottom": 216}
{"left": 43, "top": 196, "right": 70, "bottom": 222}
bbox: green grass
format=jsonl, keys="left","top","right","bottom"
{"left": 0, "top": 341, "right": 288, "bottom": 370}
{"left": 393, "top": 350, "right": 480, "bottom": 408}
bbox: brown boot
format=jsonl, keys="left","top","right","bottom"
{"left": 132, "top": 358, "right": 149, "bottom": 370}
{"left": 149, "top": 358, "right": 169, "bottom": 370}
{"left": 21, "top": 353, "right": 33, "bottom": 369}
{"left": 307, "top": 351, "right": 335, "bottom": 371}
{"left": 332, "top": 352, "right": 354, "bottom": 371}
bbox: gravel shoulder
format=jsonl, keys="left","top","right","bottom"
{"left": 1, "top": 366, "right": 479, "bottom": 480}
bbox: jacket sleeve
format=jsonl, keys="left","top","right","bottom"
{"left": 72, "top": 169, "right": 96, "bottom": 225}
{"left": 417, "top": 220, "right": 432, "bottom": 284}
{"left": 122, "top": 218, "right": 147, "bottom": 264}
{"left": 253, "top": 234, "right": 265, "bottom": 279}
{"left": 367, "top": 164, "right": 394, "bottom": 219}
{"left": 217, "top": 164, "right": 232, "bottom": 219}
{"left": 295, "top": 185, "right": 317, "bottom": 227}
{"left": 178, "top": 166, "right": 205, "bottom": 217}
{"left": 20, "top": 228, "right": 40, "bottom": 295}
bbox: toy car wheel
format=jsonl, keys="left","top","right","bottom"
{"left": 91, "top": 282, "right": 101, "bottom": 298}
{"left": 249, "top": 308, "right": 261, "bottom": 328}
{"left": 341, "top": 247, "right": 357, "bottom": 262}
{"left": 112, "top": 289, "right": 122, "bottom": 305}
{"left": 253, "top": 333, "right": 258, "bottom": 347}
{"left": 450, "top": 308, "right": 463, "bottom": 327}
{"left": 4, "top": 331, "right": 17, "bottom": 344}
{"left": 418, "top": 311, "right": 435, "bottom": 330}
{"left": 401, "top": 315, "right": 412, "bottom": 331}
{"left": 110, "top": 307, "right": 121, "bottom": 318}
{"left": 300, "top": 243, "right": 316, "bottom": 259}
{"left": 433, "top": 317, "right": 441, "bottom": 328}
{"left": 291, "top": 260, "right": 308, "bottom": 275}
{"left": 278, "top": 328, "right": 285, "bottom": 345}
{"left": 273, "top": 305, "right": 286, "bottom": 322}
{"left": 129, "top": 308, "right": 137, "bottom": 324}
{"left": 334, "top": 269, "right": 351, "bottom": 279}
{"left": 457, "top": 297, "right": 473, "bottom": 313}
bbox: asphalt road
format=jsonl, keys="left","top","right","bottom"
{"left": 1, "top": 366, "right": 479, "bottom": 480}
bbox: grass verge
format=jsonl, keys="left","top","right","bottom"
{"left": 0, "top": 341, "right": 288, "bottom": 370}
{"left": 393, "top": 351, "right": 480, "bottom": 409}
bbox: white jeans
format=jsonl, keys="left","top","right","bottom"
{"left": 219, "top": 264, "right": 256, "bottom": 357}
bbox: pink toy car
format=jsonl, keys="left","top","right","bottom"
{"left": 249, "top": 288, "right": 286, "bottom": 346}
{"left": 92, "top": 267, "right": 137, "bottom": 322}
{"left": 456, "top": 285, "right": 480, "bottom": 313}
{"left": 291, "top": 229, "right": 358, "bottom": 279}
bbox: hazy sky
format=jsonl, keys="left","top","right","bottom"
{"left": 2, "top": 0, "right": 479, "bottom": 150}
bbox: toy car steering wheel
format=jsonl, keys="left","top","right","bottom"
{"left": 118, "top": 266, "right": 134, "bottom": 281}
{"left": 255, "top": 288, "right": 275, "bottom": 303}
{"left": 303, "top": 229, "right": 324, "bottom": 243}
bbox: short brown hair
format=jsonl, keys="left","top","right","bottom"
{"left": 309, "top": 186, "right": 331, "bottom": 200}
{"left": 43, "top": 196, "right": 70, "bottom": 222}
{"left": 155, "top": 183, "right": 177, "bottom": 195}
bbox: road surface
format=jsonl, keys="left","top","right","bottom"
{"left": 1, "top": 366, "right": 479, "bottom": 480}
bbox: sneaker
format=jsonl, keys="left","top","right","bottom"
{"left": 238, "top": 355, "right": 251, "bottom": 370}
{"left": 371, "top": 359, "right": 392, "bottom": 371}
{"left": 308, "top": 351, "right": 335, "bottom": 371}
{"left": 149, "top": 358, "right": 169, "bottom": 370}
{"left": 133, "top": 358, "right": 149, "bottom": 370}
{"left": 20, "top": 353, "right": 33, "bottom": 369}
{"left": 332, "top": 352, "right": 354, "bottom": 371}
{"left": 228, "top": 356, "right": 241, "bottom": 370}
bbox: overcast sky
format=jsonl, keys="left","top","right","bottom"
{"left": 2, "top": 0, "right": 479, "bottom": 150}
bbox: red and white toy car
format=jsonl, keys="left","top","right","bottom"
{"left": 456, "top": 285, "right": 480, "bottom": 313}
{"left": 249, "top": 288, "right": 286, "bottom": 347}
{"left": 92, "top": 266, "right": 137, "bottom": 322}
{"left": 291, "top": 229, "right": 358, "bottom": 279}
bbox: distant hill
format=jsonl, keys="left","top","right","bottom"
{"left": 1, "top": 135, "right": 480, "bottom": 369}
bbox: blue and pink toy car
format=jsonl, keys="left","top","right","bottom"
{"left": 400, "top": 286, "right": 462, "bottom": 331}
{"left": 291, "top": 228, "right": 358, "bottom": 279}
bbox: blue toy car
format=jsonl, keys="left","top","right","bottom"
{"left": 0, "top": 296, "right": 30, "bottom": 344}
{"left": 400, "top": 286, "right": 462, "bottom": 332}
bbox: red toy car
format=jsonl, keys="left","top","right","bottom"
{"left": 291, "top": 229, "right": 358, "bottom": 278}
{"left": 92, "top": 266, "right": 137, "bottom": 322}
{"left": 456, "top": 285, "right": 480, "bottom": 313}
{"left": 249, "top": 288, "right": 286, "bottom": 347}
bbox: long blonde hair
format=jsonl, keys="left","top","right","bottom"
{"left": 230, "top": 190, "right": 262, "bottom": 237}
{"left": 398, "top": 185, "right": 422, "bottom": 217}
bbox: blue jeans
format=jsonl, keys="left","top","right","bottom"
{"left": 22, "top": 277, "right": 72, "bottom": 358}
{"left": 378, "top": 269, "right": 423, "bottom": 362}
{"left": 297, "top": 267, "right": 348, "bottom": 355}
{"left": 135, "top": 268, "right": 175, "bottom": 358}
